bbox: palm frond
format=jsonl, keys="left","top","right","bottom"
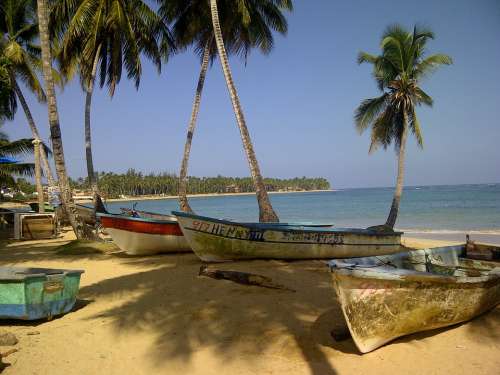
{"left": 408, "top": 107, "right": 423, "bottom": 148}
{"left": 0, "top": 137, "right": 35, "bottom": 156}
{"left": 0, "top": 162, "right": 34, "bottom": 177}
{"left": 354, "top": 94, "right": 388, "bottom": 134}
{"left": 357, "top": 51, "right": 377, "bottom": 65}
{"left": 414, "top": 87, "right": 433, "bottom": 107}
{"left": 414, "top": 53, "right": 452, "bottom": 80}
{"left": 369, "top": 104, "right": 399, "bottom": 153}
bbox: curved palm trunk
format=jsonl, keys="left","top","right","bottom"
{"left": 178, "top": 40, "right": 211, "bottom": 213}
{"left": 33, "top": 140, "right": 45, "bottom": 213}
{"left": 209, "top": 0, "right": 279, "bottom": 223}
{"left": 36, "top": 0, "right": 89, "bottom": 239}
{"left": 84, "top": 45, "right": 106, "bottom": 217}
{"left": 11, "top": 75, "right": 55, "bottom": 187}
{"left": 385, "top": 122, "right": 408, "bottom": 228}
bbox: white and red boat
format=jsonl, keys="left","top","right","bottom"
{"left": 98, "top": 213, "right": 191, "bottom": 255}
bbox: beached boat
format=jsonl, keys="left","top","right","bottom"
{"left": 98, "top": 213, "right": 191, "bottom": 255}
{"left": 0, "top": 267, "right": 84, "bottom": 320}
{"left": 329, "top": 245, "right": 500, "bottom": 353}
{"left": 120, "top": 207, "right": 174, "bottom": 221}
{"left": 172, "top": 211, "right": 403, "bottom": 262}
{"left": 464, "top": 236, "right": 500, "bottom": 261}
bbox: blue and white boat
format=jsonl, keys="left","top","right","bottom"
{"left": 173, "top": 211, "right": 403, "bottom": 262}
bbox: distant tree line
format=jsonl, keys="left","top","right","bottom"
{"left": 67, "top": 169, "right": 330, "bottom": 198}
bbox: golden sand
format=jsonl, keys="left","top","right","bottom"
{"left": 0, "top": 234, "right": 498, "bottom": 375}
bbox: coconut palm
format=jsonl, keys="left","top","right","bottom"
{"left": 57, "top": 0, "right": 172, "bottom": 216}
{"left": 355, "top": 24, "right": 452, "bottom": 228}
{"left": 160, "top": 0, "right": 291, "bottom": 216}
{"left": 0, "top": 57, "right": 15, "bottom": 121}
{"left": 0, "top": 0, "right": 56, "bottom": 187}
{"left": 0, "top": 130, "right": 35, "bottom": 187}
{"left": 36, "top": 0, "right": 89, "bottom": 238}
{"left": 209, "top": 0, "right": 293, "bottom": 222}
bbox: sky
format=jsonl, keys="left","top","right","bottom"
{"left": 4, "top": 0, "right": 500, "bottom": 189}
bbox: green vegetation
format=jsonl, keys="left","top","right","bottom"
{"left": 58, "top": 0, "right": 172, "bottom": 211}
{"left": 67, "top": 170, "right": 330, "bottom": 198}
{"left": 354, "top": 24, "right": 451, "bottom": 228}
{"left": 0, "top": 57, "right": 15, "bottom": 121}
{"left": 0, "top": 0, "right": 56, "bottom": 185}
{"left": 0, "top": 130, "right": 35, "bottom": 187}
{"left": 161, "top": 0, "right": 292, "bottom": 218}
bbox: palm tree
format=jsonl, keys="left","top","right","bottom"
{"left": 0, "top": 0, "right": 56, "bottom": 187}
{"left": 0, "top": 130, "right": 35, "bottom": 188}
{"left": 161, "top": 0, "right": 292, "bottom": 216}
{"left": 354, "top": 24, "right": 452, "bottom": 228}
{"left": 35, "top": 0, "right": 89, "bottom": 238}
{"left": 209, "top": 0, "right": 293, "bottom": 222}
{"left": 0, "top": 57, "right": 15, "bottom": 121}
{"left": 57, "top": 0, "right": 172, "bottom": 216}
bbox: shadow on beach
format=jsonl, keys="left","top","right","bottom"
{"left": 2, "top": 240, "right": 499, "bottom": 373}
{"left": 78, "top": 255, "right": 340, "bottom": 374}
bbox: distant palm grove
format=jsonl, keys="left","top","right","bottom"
{"left": 68, "top": 171, "right": 330, "bottom": 198}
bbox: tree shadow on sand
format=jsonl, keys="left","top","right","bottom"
{"left": 78, "top": 255, "right": 340, "bottom": 374}
{"left": 0, "top": 240, "right": 117, "bottom": 264}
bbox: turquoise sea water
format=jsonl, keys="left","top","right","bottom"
{"left": 104, "top": 184, "right": 500, "bottom": 242}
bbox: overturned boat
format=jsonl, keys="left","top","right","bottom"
{"left": 172, "top": 211, "right": 403, "bottom": 262}
{"left": 329, "top": 245, "right": 500, "bottom": 353}
{"left": 98, "top": 213, "right": 191, "bottom": 255}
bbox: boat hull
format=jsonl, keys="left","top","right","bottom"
{"left": 99, "top": 214, "right": 191, "bottom": 255}
{"left": 0, "top": 267, "right": 84, "bottom": 320}
{"left": 173, "top": 211, "right": 402, "bottom": 262}
{"left": 330, "top": 248, "right": 500, "bottom": 353}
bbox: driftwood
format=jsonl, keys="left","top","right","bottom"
{"left": 199, "top": 265, "right": 295, "bottom": 292}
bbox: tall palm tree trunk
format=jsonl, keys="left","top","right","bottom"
{"left": 11, "top": 75, "right": 55, "bottom": 187}
{"left": 209, "top": 0, "right": 279, "bottom": 223}
{"left": 84, "top": 46, "right": 106, "bottom": 216}
{"left": 36, "top": 0, "right": 88, "bottom": 238}
{"left": 385, "top": 122, "right": 408, "bottom": 228}
{"left": 178, "top": 40, "right": 211, "bottom": 213}
{"left": 33, "top": 139, "right": 45, "bottom": 213}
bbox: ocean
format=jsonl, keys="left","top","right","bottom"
{"left": 104, "top": 183, "right": 500, "bottom": 244}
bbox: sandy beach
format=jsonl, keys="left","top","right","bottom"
{"left": 0, "top": 234, "right": 498, "bottom": 375}
{"left": 75, "top": 189, "right": 336, "bottom": 204}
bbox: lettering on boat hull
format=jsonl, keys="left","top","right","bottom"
{"left": 174, "top": 212, "right": 403, "bottom": 262}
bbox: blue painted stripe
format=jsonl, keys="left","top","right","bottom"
{"left": 0, "top": 298, "right": 77, "bottom": 320}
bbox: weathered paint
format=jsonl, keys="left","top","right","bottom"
{"left": 98, "top": 213, "right": 191, "bottom": 255}
{"left": 0, "top": 268, "right": 84, "bottom": 320}
{"left": 329, "top": 246, "right": 500, "bottom": 353}
{"left": 173, "top": 211, "right": 402, "bottom": 262}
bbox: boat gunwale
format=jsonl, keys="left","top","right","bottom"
{"left": 182, "top": 225, "right": 402, "bottom": 247}
{"left": 329, "top": 246, "right": 500, "bottom": 284}
{"left": 172, "top": 211, "right": 403, "bottom": 236}
{"left": 0, "top": 267, "right": 84, "bottom": 281}
{"left": 97, "top": 212, "right": 178, "bottom": 224}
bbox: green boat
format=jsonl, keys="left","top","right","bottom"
{"left": 0, "top": 267, "right": 84, "bottom": 320}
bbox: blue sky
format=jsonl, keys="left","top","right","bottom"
{"left": 5, "top": 0, "right": 500, "bottom": 188}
